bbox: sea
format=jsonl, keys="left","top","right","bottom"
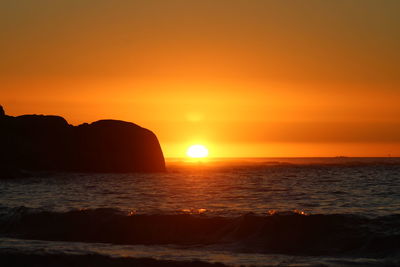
{"left": 1, "top": 157, "right": 400, "bottom": 266}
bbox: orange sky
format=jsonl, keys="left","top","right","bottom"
{"left": 1, "top": 0, "right": 399, "bottom": 157}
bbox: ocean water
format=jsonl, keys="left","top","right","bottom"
{"left": 1, "top": 158, "right": 400, "bottom": 266}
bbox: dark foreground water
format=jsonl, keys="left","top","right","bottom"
{"left": 1, "top": 158, "right": 400, "bottom": 266}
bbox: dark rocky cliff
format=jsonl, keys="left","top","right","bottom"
{"left": 0, "top": 106, "right": 166, "bottom": 174}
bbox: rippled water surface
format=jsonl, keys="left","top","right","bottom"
{"left": 1, "top": 158, "right": 400, "bottom": 266}
{"left": 1, "top": 158, "right": 400, "bottom": 217}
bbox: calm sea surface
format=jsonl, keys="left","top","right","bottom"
{"left": 1, "top": 158, "right": 400, "bottom": 266}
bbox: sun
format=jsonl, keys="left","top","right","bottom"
{"left": 186, "top": 145, "right": 209, "bottom": 158}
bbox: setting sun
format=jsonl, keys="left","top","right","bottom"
{"left": 1, "top": 1, "right": 400, "bottom": 266}
{"left": 186, "top": 145, "right": 209, "bottom": 158}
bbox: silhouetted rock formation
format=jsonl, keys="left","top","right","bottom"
{"left": 0, "top": 106, "right": 165, "bottom": 175}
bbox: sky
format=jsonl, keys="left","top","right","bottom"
{"left": 1, "top": 0, "right": 399, "bottom": 157}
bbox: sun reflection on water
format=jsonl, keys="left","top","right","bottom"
{"left": 179, "top": 208, "right": 208, "bottom": 215}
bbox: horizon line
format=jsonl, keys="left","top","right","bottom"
{"left": 165, "top": 156, "right": 400, "bottom": 159}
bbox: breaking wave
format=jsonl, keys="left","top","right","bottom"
{"left": 1, "top": 206, "right": 399, "bottom": 257}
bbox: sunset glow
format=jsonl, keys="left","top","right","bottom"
{"left": 187, "top": 145, "right": 209, "bottom": 158}
{"left": 1, "top": 2, "right": 399, "bottom": 265}
{"left": 1, "top": 1, "right": 399, "bottom": 158}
